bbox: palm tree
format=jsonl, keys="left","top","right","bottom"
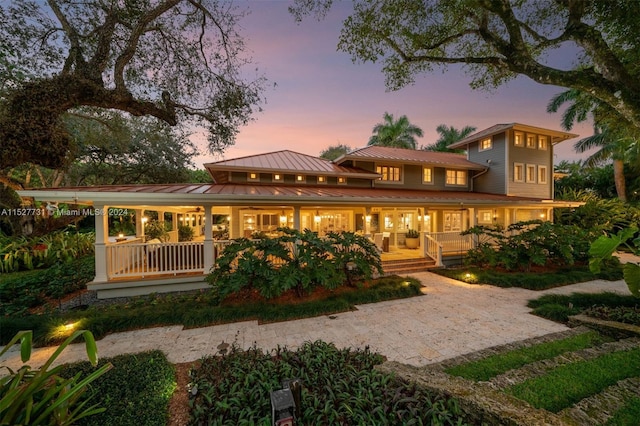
{"left": 368, "top": 112, "right": 423, "bottom": 149}
{"left": 547, "top": 89, "right": 640, "bottom": 202}
{"left": 423, "top": 124, "right": 476, "bottom": 152}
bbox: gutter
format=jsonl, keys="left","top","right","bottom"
{"left": 470, "top": 166, "right": 490, "bottom": 191}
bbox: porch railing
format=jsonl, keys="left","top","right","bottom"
{"left": 107, "top": 240, "right": 206, "bottom": 279}
{"left": 423, "top": 234, "right": 443, "bottom": 266}
{"left": 426, "top": 232, "right": 474, "bottom": 255}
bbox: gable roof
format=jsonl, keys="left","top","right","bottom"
{"left": 335, "top": 145, "right": 486, "bottom": 170}
{"left": 204, "top": 150, "right": 377, "bottom": 182}
{"left": 448, "top": 123, "right": 578, "bottom": 149}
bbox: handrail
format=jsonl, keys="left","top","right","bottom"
{"left": 423, "top": 233, "right": 443, "bottom": 267}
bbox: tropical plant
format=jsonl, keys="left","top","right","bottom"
{"left": 367, "top": 112, "right": 423, "bottom": 149}
{"left": 144, "top": 220, "right": 169, "bottom": 242}
{"left": 319, "top": 144, "right": 352, "bottom": 160}
{"left": 423, "top": 124, "right": 476, "bottom": 153}
{"left": 0, "top": 329, "right": 112, "bottom": 425}
{"left": 589, "top": 226, "right": 640, "bottom": 297}
{"left": 406, "top": 229, "right": 419, "bottom": 238}
{"left": 178, "top": 224, "right": 195, "bottom": 242}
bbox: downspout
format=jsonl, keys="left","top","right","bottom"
{"left": 470, "top": 166, "right": 490, "bottom": 191}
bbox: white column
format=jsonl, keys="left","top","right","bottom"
{"left": 203, "top": 205, "right": 214, "bottom": 272}
{"left": 94, "top": 204, "right": 109, "bottom": 283}
{"left": 135, "top": 209, "right": 145, "bottom": 239}
{"left": 293, "top": 206, "right": 301, "bottom": 231}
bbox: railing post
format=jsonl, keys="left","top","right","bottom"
{"left": 94, "top": 204, "right": 109, "bottom": 282}
{"left": 203, "top": 205, "right": 215, "bottom": 273}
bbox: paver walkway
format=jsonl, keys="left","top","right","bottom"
{"left": 1, "top": 272, "right": 631, "bottom": 371}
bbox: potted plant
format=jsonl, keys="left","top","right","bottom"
{"left": 405, "top": 229, "right": 420, "bottom": 249}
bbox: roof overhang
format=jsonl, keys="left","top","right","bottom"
{"left": 449, "top": 123, "right": 579, "bottom": 149}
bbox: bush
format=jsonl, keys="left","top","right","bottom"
{"left": 528, "top": 292, "right": 640, "bottom": 323}
{"left": 177, "top": 224, "right": 194, "bottom": 241}
{"left": 463, "top": 221, "right": 599, "bottom": 272}
{"left": 60, "top": 350, "right": 175, "bottom": 426}
{"left": 144, "top": 219, "right": 169, "bottom": 242}
{"left": 208, "top": 229, "right": 382, "bottom": 299}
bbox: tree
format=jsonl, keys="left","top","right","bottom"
{"left": 548, "top": 89, "right": 640, "bottom": 202}
{"left": 423, "top": 124, "right": 476, "bottom": 153}
{"left": 290, "top": 0, "right": 640, "bottom": 130}
{"left": 368, "top": 112, "right": 423, "bottom": 149}
{"left": 319, "top": 144, "right": 352, "bottom": 160}
{"left": 0, "top": 0, "right": 264, "bottom": 170}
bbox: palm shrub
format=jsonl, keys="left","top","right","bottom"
{"left": 144, "top": 220, "right": 169, "bottom": 242}
{"left": 325, "top": 231, "right": 383, "bottom": 286}
{"left": 0, "top": 330, "right": 112, "bottom": 425}
{"left": 177, "top": 224, "right": 194, "bottom": 241}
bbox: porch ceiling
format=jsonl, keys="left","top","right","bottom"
{"left": 18, "top": 184, "right": 583, "bottom": 209}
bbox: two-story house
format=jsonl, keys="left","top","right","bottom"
{"left": 18, "top": 123, "right": 580, "bottom": 298}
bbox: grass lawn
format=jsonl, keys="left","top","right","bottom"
{"left": 445, "top": 330, "right": 610, "bottom": 381}
{"left": 606, "top": 397, "right": 640, "bottom": 425}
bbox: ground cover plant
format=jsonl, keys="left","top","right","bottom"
{"left": 189, "top": 340, "right": 468, "bottom": 425}
{"left": 60, "top": 350, "right": 175, "bottom": 426}
{"left": 0, "top": 276, "right": 422, "bottom": 346}
{"left": 528, "top": 292, "right": 640, "bottom": 323}
{"left": 606, "top": 397, "right": 640, "bottom": 425}
{"left": 506, "top": 346, "right": 640, "bottom": 413}
{"left": 445, "top": 330, "right": 609, "bottom": 381}
{"left": 433, "top": 260, "right": 622, "bottom": 290}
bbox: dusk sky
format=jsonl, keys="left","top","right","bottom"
{"left": 193, "top": 1, "right": 594, "bottom": 167}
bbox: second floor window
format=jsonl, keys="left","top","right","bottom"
{"left": 376, "top": 165, "right": 401, "bottom": 181}
{"left": 480, "top": 137, "right": 492, "bottom": 151}
{"left": 423, "top": 167, "right": 433, "bottom": 184}
{"left": 446, "top": 169, "right": 466, "bottom": 186}
{"left": 514, "top": 163, "right": 524, "bottom": 182}
{"left": 526, "top": 164, "right": 536, "bottom": 182}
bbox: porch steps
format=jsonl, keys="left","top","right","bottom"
{"left": 382, "top": 258, "right": 437, "bottom": 275}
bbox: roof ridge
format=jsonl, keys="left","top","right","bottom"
{"left": 205, "top": 149, "right": 324, "bottom": 166}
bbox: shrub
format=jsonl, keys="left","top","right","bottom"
{"left": 144, "top": 220, "right": 169, "bottom": 242}
{"left": 406, "top": 228, "right": 419, "bottom": 238}
{"left": 463, "top": 221, "right": 598, "bottom": 272}
{"left": 208, "top": 229, "right": 382, "bottom": 299}
{"left": 177, "top": 224, "right": 194, "bottom": 241}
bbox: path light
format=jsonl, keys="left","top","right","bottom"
{"left": 271, "top": 378, "right": 302, "bottom": 426}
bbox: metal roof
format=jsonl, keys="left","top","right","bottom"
{"left": 204, "top": 150, "right": 377, "bottom": 177}
{"left": 335, "top": 146, "right": 486, "bottom": 170}
{"left": 18, "top": 183, "right": 580, "bottom": 208}
{"left": 448, "top": 123, "right": 579, "bottom": 149}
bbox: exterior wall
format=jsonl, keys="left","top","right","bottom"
{"left": 506, "top": 130, "right": 553, "bottom": 198}
{"left": 469, "top": 132, "right": 507, "bottom": 194}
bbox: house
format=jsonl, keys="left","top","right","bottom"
{"left": 17, "top": 123, "right": 581, "bottom": 298}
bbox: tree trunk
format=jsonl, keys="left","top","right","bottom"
{"left": 613, "top": 159, "right": 627, "bottom": 202}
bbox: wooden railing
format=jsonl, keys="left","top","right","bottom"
{"left": 423, "top": 234, "right": 443, "bottom": 266}
{"left": 426, "top": 231, "right": 474, "bottom": 255}
{"left": 107, "top": 241, "right": 205, "bottom": 279}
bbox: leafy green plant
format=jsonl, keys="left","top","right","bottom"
{"left": 325, "top": 231, "right": 383, "bottom": 286}
{"left": 177, "top": 224, "right": 194, "bottom": 242}
{"left": 0, "top": 329, "right": 112, "bottom": 425}
{"left": 406, "top": 228, "right": 419, "bottom": 238}
{"left": 589, "top": 226, "right": 640, "bottom": 297}
{"left": 527, "top": 292, "right": 639, "bottom": 323}
{"left": 144, "top": 219, "right": 169, "bottom": 242}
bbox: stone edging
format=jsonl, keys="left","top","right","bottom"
{"left": 568, "top": 314, "right": 640, "bottom": 338}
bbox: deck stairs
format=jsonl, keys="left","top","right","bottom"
{"left": 381, "top": 257, "right": 437, "bottom": 275}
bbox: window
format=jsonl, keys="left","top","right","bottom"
{"left": 248, "top": 172, "right": 259, "bottom": 181}
{"left": 514, "top": 163, "right": 524, "bottom": 182}
{"left": 376, "top": 165, "right": 401, "bottom": 181}
{"left": 337, "top": 177, "right": 347, "bottom": 184}
{"left": 317, "top": 176, "right": 326, "bottom": 184}
{"left": 443, "top": 211, "right": 462, "bottom": 232}
{"left": 445, "top": 169, "right": 466, "bottom": 186}
{"left": 272, "top": 173, "right": 282, "bottom": 182}
{"left": 514, "top": 132, "right": 524, "bottom": 147}
{"left": 295, "top": 175, "right": 306, "bottom": 183}
{"left": 538, "top": 165, "right": 548, "bottom": 184}
{"left": 538, "top": 135, "right": 548, "bottom": 150}
{"left": 479, "top": 137, "right": 492, "bottom": 151}
{"left": 478, "top": 210, "right": 493, "bottom": 224}
{"left": 526, "top": 164, "right": 536, "bottom": 182}
{"left": 526, "top": 134, "right": 536, "bottom": 148}
{"left": 422, "top": 167, "right": 433, "bottom": 184}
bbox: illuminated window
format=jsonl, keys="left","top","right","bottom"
{"left": 526, "top": 134, "right": 536, "bottom": 148}
{"left": 514, "top": 132, "right": 524, "bottom": 147}
{"left": 538, "top": 135, "right": 548, "bottom": 150}
{"left": 478, "top": 210, "right": 493, "bottom": 224}
{"left": 514, "top": 163, "right": 524, "bottom": 182}
{"left": 538, "top": 165, "right": 548, "bottom": 184}
{"left": 479, "top": 137, "right": 492, "bottom": 151}
{"left": 376, "top": 165, "right": 401, "bottom": 181}
{"left": 445, "top": 169, "right": 466, "bottom": 186}
{"left": 423, "top": 167, "right": 433, "bottom": 184}
{"left": 248, "top": 172, "right": 259, "bottom": 181}
{"left": 273, "top": 173, "right": 282, "bottom": 182}
{"left": 296, "top": 175, "right": 306, "bottom": 183}
{"left": 337, "top": 177, "right": 347, "bottom": 184}
{"left": 526, "top": 164, "right": 536, "bottom": 182}
{"left": 317, "top": 176, "right": 326, "bottom": 184}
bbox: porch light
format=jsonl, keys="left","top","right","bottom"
{"left": 141, "top": 216, "right": 148, "bottom": 223}
{"left": 314, "top": 211, "right": 321, "bottom": 223}
{"left": 280, "top": 211, "right": 287, "bottom": 224}
{"left": 365, "top": 215, "right": 371, "bottom": 223}
{"left": 540, "top": 213, "right": 545, "bottom": 218}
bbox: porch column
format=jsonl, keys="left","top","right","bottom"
{"left": 203, "top": 205, "right": 214, "bottom": 272}
{"left": 293, "top": 206, "right": 301, "bottom": 231}
{"left": 94, "top": 204, "right": 109, "bottom": 283}
{"left": 135, "top": 209, "right": 145, "bottom": 239}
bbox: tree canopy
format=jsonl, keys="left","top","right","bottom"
{"left": 423, "top": 124, "right": 476, "bottom": 153}
{"left": 368, "top": 112, "right": 423, "bottom": 149}
{"left": 291, "top": 0, "right": 640, "bottom": 130}
{"left": 319, "top": 144, "right": 352, "bottom": 160}
{"left": 0, "top": 0, "right": 264, "bottom": 170}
